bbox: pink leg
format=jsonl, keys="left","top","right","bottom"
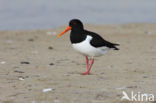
{"left": 86, "top": 56, "right": 89, "bottom": 70}
{"left": 81, "top": 58, "right": 94, "bottom": 75}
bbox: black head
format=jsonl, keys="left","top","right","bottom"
{"left": 57, "top": 19, "right": 84, "bottom": 37}
{"left": 69, "top": 19, "right": 84, "bottom": 30}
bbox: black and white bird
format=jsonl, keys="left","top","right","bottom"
{"left": 58, "top": 19, "right": 119, "bottom": 75}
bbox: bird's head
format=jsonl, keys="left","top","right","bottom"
{"left": 57, "top": 19, "right": 84, "bottom": 37}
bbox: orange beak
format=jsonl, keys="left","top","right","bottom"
{"left": 57, "top": 26, "right": 72, "bottom": 37}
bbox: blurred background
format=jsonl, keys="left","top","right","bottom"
{"left": 0, "top": 0, "right": 156, "bottom": 30}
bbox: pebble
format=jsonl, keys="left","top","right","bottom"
{"left": 18, "top": 76, "right": 29, "bottom": 81}
{"left": 143, "top": 76, "right": 148, "bottom": 78}
{"left": 127, "top": 85, "right": 137, "bottom": 88}
{"left": 19, "top": 77, "right": 25, "bottom": 81}
{"left": 42, "top": 88, "right": 54, "bottom": 93}
{"left": 0, "top": 61, "right": 6, "bottom": 64}
{"left": 14, "top": 70, "right": 25, "bottom": 73}
{"left": 28, "top": 38, "right": 34, "bottom": 42}
{"left": 48, "top": 46, "right": 53, "bottom": 50}
{"left": 21, "top": 61, "right": 30, "bottom": 64}
{"left": 49, "top": 63, "right": 54, "bottom": 66}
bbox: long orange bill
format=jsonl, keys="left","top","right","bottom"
{"left": 57, "top": 26, "right": 72, "bottom": 37}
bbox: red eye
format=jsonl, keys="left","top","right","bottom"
{"left": 73, "top": 22, "right": 76, "bottom": 24}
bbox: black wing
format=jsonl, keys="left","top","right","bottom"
{"left": 85, "top": 30, "right": 119, "bottom": 50}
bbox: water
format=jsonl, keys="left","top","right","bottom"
{"left": 0, "top": 0, "right": 156, "bottom": 30}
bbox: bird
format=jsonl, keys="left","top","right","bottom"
{"left": 57, "top": 19, "right": 119, "bottom": 75}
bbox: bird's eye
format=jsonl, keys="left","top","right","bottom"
{"left": 73, "top": 22, "right": 76, "bottom": 24}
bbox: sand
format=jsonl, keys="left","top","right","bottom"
{"left": 0, "top": 24, "right": 156, "bottom": 103}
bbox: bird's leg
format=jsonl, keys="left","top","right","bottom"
{"left": 81, "top": 56, "right": 89, "bottom": 75}
{"left": 81, "top": 58, "right": 94, "bottom": 75}
{"left": 86, "top": 56, "right": 89, "bottom": 70}
{"left": 87, "top": 58, "right": 94, "bottom": 74}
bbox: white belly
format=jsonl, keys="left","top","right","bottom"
{"left": 72, "top": 35, "right": 110, "bottom": 57}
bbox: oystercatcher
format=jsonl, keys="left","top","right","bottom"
{"left": 58, "top": 19, "right": 119, "bottom": 75}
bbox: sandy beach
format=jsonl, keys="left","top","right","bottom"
{"left": 0, "top": 23, "right": 156, "bottom": 103}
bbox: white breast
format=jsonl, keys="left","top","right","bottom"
{"left": 72, "top": 35, "right": 110, "bottom": 57}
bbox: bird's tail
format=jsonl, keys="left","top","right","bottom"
{"left": 113, "top": 43, "right": 120, "bottom": 50}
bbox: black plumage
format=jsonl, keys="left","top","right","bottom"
{"left": 69, "top": 19, "right": 119, "bottom": 50}
{"left": 85, "top": 30, "right": 119, "bottom": 50}
{"left": 58, "top": 19, "right": 120, "bottom": 75}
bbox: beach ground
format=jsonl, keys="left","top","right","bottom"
{"left": 0, "top": 24, "right": 156, "bottom": 103}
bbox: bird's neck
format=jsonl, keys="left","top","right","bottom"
{"left": 70, "top": 30, "right": 86, "bottom": 44}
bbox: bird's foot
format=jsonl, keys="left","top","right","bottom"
{"left": 81, "top": 72, "right": 90, "bottom": 75}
